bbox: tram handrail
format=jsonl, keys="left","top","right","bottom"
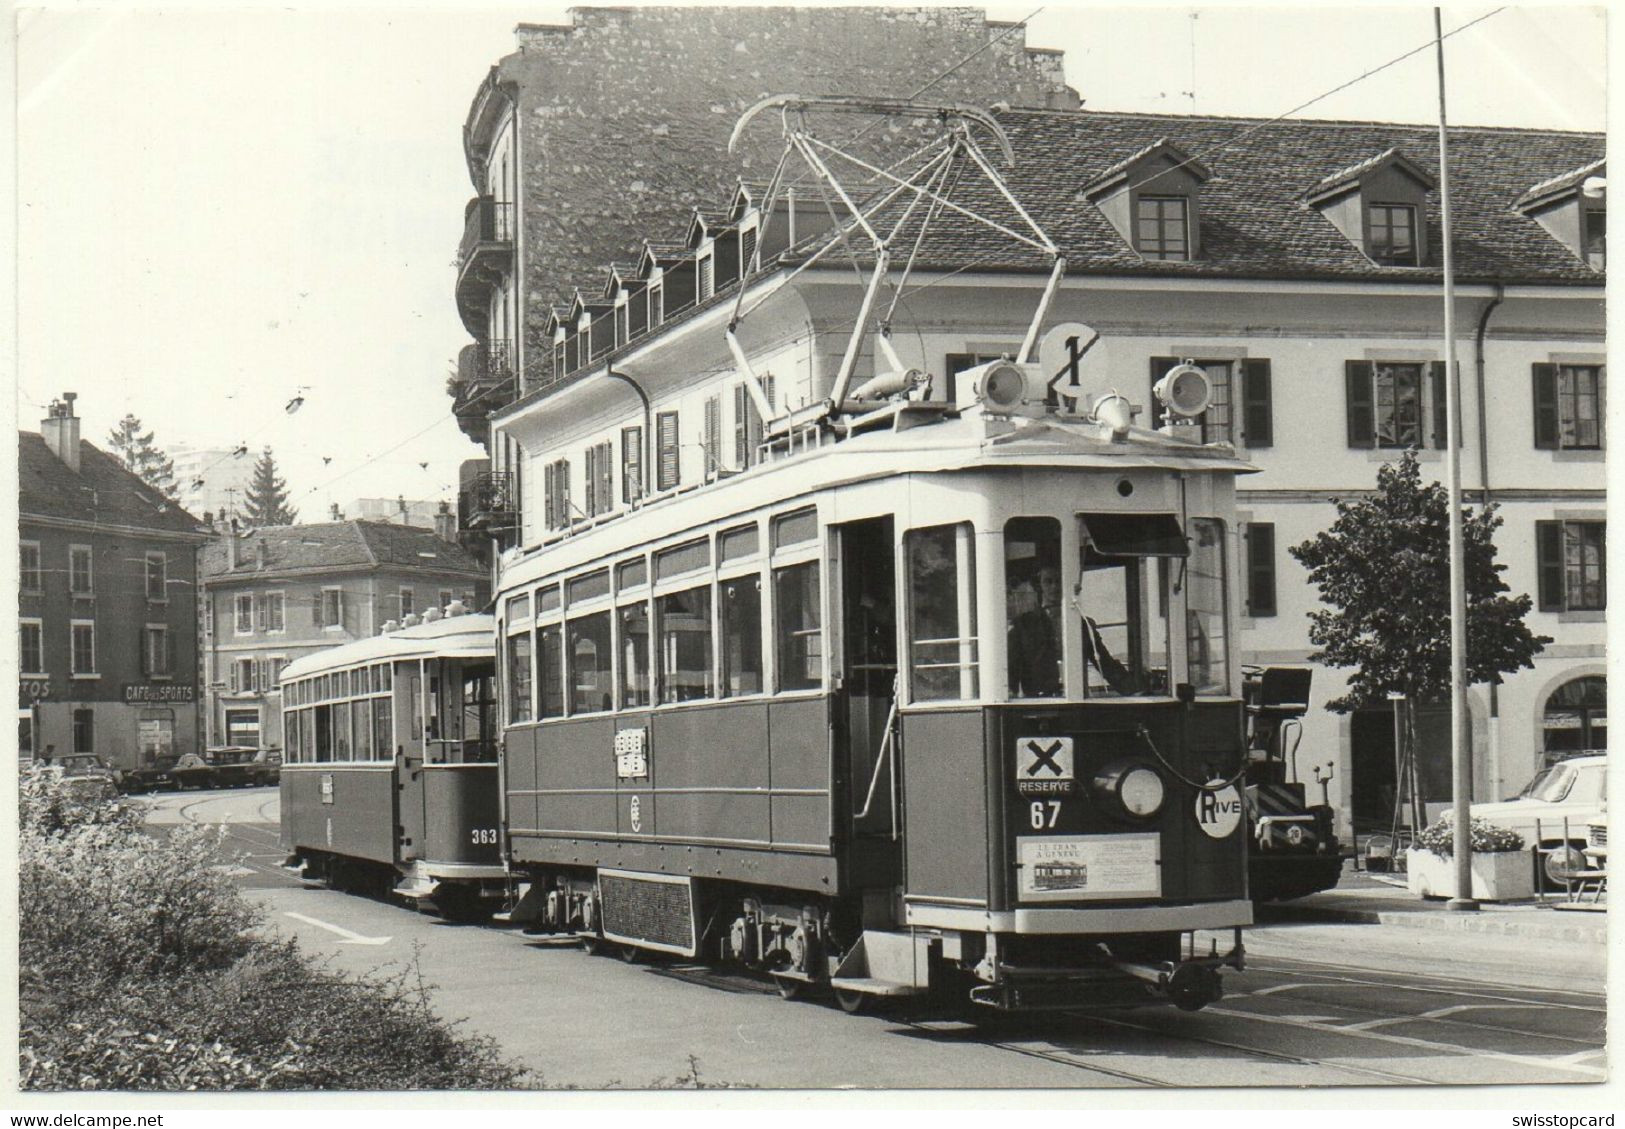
{"left": 854, "top": 684, "right": 901, "bottom": 840}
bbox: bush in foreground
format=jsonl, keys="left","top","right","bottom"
{"left": 19, "top": 768, "right": 526, "bottom": 1090}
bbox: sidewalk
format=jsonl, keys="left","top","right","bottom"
{"left": 1255, "top": 866, "right": 1608, "bottom": 946}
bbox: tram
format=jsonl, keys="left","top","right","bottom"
{"left": 489, "top": 96, "right": 1256, "bottom": 1011}
{"left": 278, "top": 606, "right": 505, "bottom": 920}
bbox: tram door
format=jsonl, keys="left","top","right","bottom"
{"left": 397, "top": 662, "right": 427, "bottom": 862}
{"left": 836, "top": 518, "right": 902, "bottom": 885}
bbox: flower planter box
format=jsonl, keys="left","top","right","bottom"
{"left": 1405, "top": 848, "right": 1535, "bottom": 901}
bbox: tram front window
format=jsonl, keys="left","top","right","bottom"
{"left": 657, "top": 586, "right": 714, "bottom": 703}
{"left": 568, "top": 611, "right": 613, "bottom": 714}
{"left": 721, "top": 575, "right": 763, "bottom": 697}
{"left": 1076, "top": 513, "right": 1183, "bottom": 698}
{"left": 1005, "top": 518, "right": 1062, "bottom": 698}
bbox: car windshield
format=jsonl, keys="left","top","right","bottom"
{"left": 1519, "top": 764, "right": 1578, "bottom": 803}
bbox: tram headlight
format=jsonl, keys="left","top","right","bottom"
{"left": 1093, "top": 760, "right": 1166, "bottom": 819}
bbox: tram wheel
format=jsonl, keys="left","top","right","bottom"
{"left": 833, "top": 987, "right": 869, "bottom": 1015}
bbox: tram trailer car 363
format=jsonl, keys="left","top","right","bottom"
{"left": 1242, "top": 666, "right": 1345, "bottom": 902}
{"left": 497, "top": 408, "right": 1255, "bottom": 1013}
{"left": 278, "top": 609, "right": 505, "bottom": 921}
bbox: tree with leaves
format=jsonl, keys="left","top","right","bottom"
{"left": 243, "top": 447, "right": 299, "bottom": 528}
{"left": 106, "top": 415, "right": 178, "bottom": 501}
{"left": 1290, "top": 450, "right": 1549, "bottom": 825}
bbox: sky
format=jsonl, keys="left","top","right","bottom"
{"left": 13, "top": 3, "right": 1608, "bottom": 520}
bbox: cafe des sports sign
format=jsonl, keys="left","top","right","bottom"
{"left": 123, "top": 683, "right": 196, "bottom": 705}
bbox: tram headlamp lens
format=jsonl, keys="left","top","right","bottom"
{"left": 1119, "top": 767, "right": 1165, "bottom": 817}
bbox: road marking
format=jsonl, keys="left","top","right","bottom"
{"left": 1346, "top": 1003, "right": 1554, "bottom": 1031}
{"left": 1241, "top": 969, "right": 1605, "bottom": 1012}
{"left": 284, "top": 911, "right": 392, "bottom": 946}
{"left": 1203, "top": 1006, "right": 1606, "bottom": 1079}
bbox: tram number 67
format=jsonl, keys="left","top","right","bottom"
{"left": 470, "top": 828, "right": 499, "bottom": 846}
{"left": 1029, "top": 801, "right": 1061, "bottom": 830}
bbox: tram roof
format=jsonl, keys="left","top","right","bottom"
{"left": 499, "top": 410, "right": 1255, "bottom": 592}
{"left": 281, "top": 613, "right": 496, "bottom": 681}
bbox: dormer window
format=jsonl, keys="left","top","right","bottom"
{"left": 1305, "top": 148, "right": 1435, "bottom": 267}
{"left": 1136, "top": 196, "right": 1189, "bottom": 261}
{"left": 1367, "top": 203, "right": 1418, "bottom": 266}
{"left": 1515, "top": 159, "right": 1605, "bottom": 272}
{"left": 1082, "top": 139, "right": 1211, "bottom": 262}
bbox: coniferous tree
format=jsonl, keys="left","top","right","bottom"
{"left": 106, "top": 415, "right": 178, "bottom": 501}
{"left": 243, "top": 447, "right": 299, "bottom": 527}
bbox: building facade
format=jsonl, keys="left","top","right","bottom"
{"left": 199, "top": 521, "right": 488, "bottom": 751}
{"left": 477, "top": 105, "right": 1604, "bottom": 840}
{"left": 446, "top": 5, "right": 1078, "bottom": 443}
{"left": 19, "top": 395, "right": 208, "bottom": 768}
{"left": 171, "top": 442, "right": 256, "bottom": 523}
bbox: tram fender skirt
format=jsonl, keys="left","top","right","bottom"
{"left": 493, "top": 882, "right": 544, "bottom": 925}
{"left": 829, "top": 930, "right": 932, "bottom": 998}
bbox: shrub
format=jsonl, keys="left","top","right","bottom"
{"left": 19, "top": 767, "right": 526, "bottom": 1091}
{"left": 1414, "top": 813, "right": 1525, "bottom": 857}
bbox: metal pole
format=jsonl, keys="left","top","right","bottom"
{"left": 1436, "top": 8, "right": 1477, "bottom": 912}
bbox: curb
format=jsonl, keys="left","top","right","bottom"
{"left": 1257, "top": 901, "right": 1608, "bottom": 945}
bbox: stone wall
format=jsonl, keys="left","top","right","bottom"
{"left": 485, "top": 6, "right": 1075, "bottom": 354}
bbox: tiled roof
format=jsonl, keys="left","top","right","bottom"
{"left": 199, "top": 520, "right": 482, "bottom": 579}
{"left": 1515, "top": 158, "right": 1606, "bottom": 211}
{"left": 19, "top": 431, "right": 205, "bottom": 536}
{"left": 858, "top": 109, "right": 1605, "bottom": 284}
{"left": 1305, "top": 146, "right": 1436, "bottom": 201}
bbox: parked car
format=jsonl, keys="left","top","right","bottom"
{"left": 1470, "top": 754, "right": 1606, "bottom": 887}
{"left": 248, "top": 747, "right": 282, "bottom": 787}
{"left": 50, "top": 754, "right": 123, "bottom": 802}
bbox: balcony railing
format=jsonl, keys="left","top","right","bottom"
{"left": 458, "top": 470, "right": 519, "bottom": 535}
{"left": 458, "top": 196, "right": 514, "bottom": 267}
{"left": 457, "top": 340, "right": 514, "bottom": 388}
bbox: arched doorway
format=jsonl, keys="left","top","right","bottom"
{"left": 1541, "top": 675, "right": 1606, "bottom": 765}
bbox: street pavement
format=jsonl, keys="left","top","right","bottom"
{"left": 139, "top": 787, "right": 1609, "bottom": 1091}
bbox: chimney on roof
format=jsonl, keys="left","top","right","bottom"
{"left": 40, "top": 393, "right": 81, "bottom": 473}
{"left": 255, "top": 538, "right": 268, "bottom": 571}
{"left": 330, "top": 503, "right": 342, "bottom": 522}
{"left": 398, "top": 495, "right": 409, "bottom": 523}
{"left": 203, "top": 511, "right": 215, "bottom": 533}
{"left": 434, "top": 500, "right": 456, "bottom": 543}
{"left": 227, "top": 518, "right": 239, "bottom": 571}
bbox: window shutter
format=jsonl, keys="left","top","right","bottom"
{"left": 733, "top": 384, "right": 749, "bottom": 468}
{"left": 139, "top": 629, "right": 150, "bottom": 677}
{"left": 312, "top": 590, "right": 323, "bottom": 626}
{"left": 600, "top": 444, "right": 613, "bottom": 509}
{"left": 560, "top": 460, "right": 571, "bottom": 522}
{"left": 229, "top": 661, "right": 239, "bottom": 692}
{"left": 1532, "top": 363, "right": 1560, "bottom": 449}
{"left": 166, "top": 630, "right": 175, "bottom": 677}
{"left": 1430, "top": 360, "right": 1458, "bottom": 449}
{"left": 583, "top": 446, "right": 597, "bottom": 516}
{"left": 1245, "top": 523, "right": 1278, "bottom": 617}
{"left": 658, "top": 412, "right": 680, "bottom": 490}
{"left": 704, "top": 395, "right": 721, "bottom": 475}
{"left": 1536, "top": 521, "right": 1565, "bottom": 611}
{"left": 544, "top": 462, "right": 556, "bottom": 529}
{"left": 1240, "top": 359, "right": 1273, "bottom": 448}
{"left": 740, "top": 226, "right": 758, "bottom": 275}
{"left": 1149, "top": 357, "right": 1179, "bottom": 430}
{"left": 622, "top": 426, "right": 643, "bottom": 503}
{"left": 1345, "top": 361, "right": 1375, "bottom": 448}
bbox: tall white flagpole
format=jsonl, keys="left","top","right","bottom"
{"left": 1436, "top": 7, "right": 1477, "bottom": 912}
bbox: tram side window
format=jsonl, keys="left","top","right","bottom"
{"left": 1004, "top": 518, "right": 1063, "bottom": 698}
{"left": 619, "top": 602, "right": 651, "bottom": 708}
{"left": 906, "top": 523, "right": 979, "bottom": 701}
{"left": 334, "top": 701, "right": 351, "bottom": 759}
{"left": 538, "top": 624, "right": 565, "bottom": 719}
{"left": 656, "top": 586, "right": 714, "bottom": 703}
{"left": 508, "top": 632, "right": 533, "bottom": 723}
{"left": 372, "top": 698, "right": 392, "bottom": 758}
{"left": 774, "top": 561, "right": 822, "bottom": 692}
{"left": 1186, "top": 518, "right": 1230, "bottom": 695}
{"left": 358, "top": 693, "right": 374, "bottom": 760}
{"left": 314, "top": 705, "right": 332, "bottom": 763}
{"left": 720, "top": 575, "right": 763, "bottom": 697}
{"left": 286, "top": 707, "right": 302, "bottom": 762}
{"left": 568, "top": 612, "right": 614, "bottom": 714}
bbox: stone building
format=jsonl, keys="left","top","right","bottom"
{"left": 480, "top": 102, "right": 1603, "bottom": 839}
{"left": 447, "top": 5, "right": 1078, "bottom": 443}
{"left": 19, "top": 394, "right": 208, "bottom": 768}
{"left": 198, "top": 520, "right": 488, "bottom": 750}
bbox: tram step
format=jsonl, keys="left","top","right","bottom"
{"left": 393, "top": 875, "right": 438, "bottom": 901}
{"left": 828, "top": 976, "right": 924, "bottom": 998}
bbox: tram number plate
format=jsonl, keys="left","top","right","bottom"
{"left": 1015, "top": 736, "right": 1075, "bottom": 795}
{"left": 320, "top": 774, "right": 334, "bottom": 804}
